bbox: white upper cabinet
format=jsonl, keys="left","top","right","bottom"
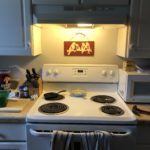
{"left": 117, "top": 0, "right": 150, "bottom": 58}
{"left": 0, "top": 0, "right": 42, "bottom": 56}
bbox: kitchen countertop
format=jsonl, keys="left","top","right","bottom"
{"left": 0, "top": 99, "right": 34, "bottom": 123}
{"left": 0, "top": 99, "right": 149, "bottom": 124}
{"left": 128, "top": 104, "right": 150, "bottom": 125}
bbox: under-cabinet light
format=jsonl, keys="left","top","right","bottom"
{"left": 65, "top": 24, "right": 94, "bottom": 28}
{"left": 77, "top": 24, "right": 93, "bottom": 27}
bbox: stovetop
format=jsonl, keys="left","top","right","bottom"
{"left": 27, "top": 90, "right": 136, "bottom": 124}
{"left": 26, "top": 64, "right": 136, "bottom": 124}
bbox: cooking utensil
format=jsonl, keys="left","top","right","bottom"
{"left": 26, "top": 74, "right": 31, "bottom": 82}
{"left": 132, "top": 105, "right": 150, "bottom": 116}
{"left": 32, "top": 68, "right": 40, "bottom": 79}
{"left": 26, "top": 69, "right": 32, "bottom": 79}
{"left": 44, "top": 90, "right": 66, "bottom": 99}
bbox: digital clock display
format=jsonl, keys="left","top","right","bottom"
{"left": 78, "top": 70, "right": 83, "bottom": 73}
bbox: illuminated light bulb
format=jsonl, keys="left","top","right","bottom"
{"left": 77, "top": 24, "right": 93, "bottom": 27}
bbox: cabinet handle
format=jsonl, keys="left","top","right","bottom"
{"left": 111, "top": 131, "right": 132, "bottom": 137}
{"left": 0, "top": 134, "right": 6, "bottom": 140}
{"left": 30, "top": 129, "right": 52, "bottom": 137}
{"left": 27, "top": 42, "right": 31, "bottom": 48}
{"left": 30, "top": 129, "right": 131, "bottom": 138}
{"left": 78, "top": 0, "right": 84, "bottom": 4}
{"left": 129, "top": 43, "right": 135, "bottom": 50}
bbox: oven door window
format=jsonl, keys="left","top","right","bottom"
{"left": 133, "top": 82, "right": 150, "bottom": 96}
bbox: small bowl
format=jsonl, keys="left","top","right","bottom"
{"left": 0, "top": 91, "right": 9, "bottom": 107}
{"left": 70, "top": 89, "right": 86, "bottom": 97}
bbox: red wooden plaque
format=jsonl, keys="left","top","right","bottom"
{"left": 64, "top": 41, "right": 94, "bottom": 56}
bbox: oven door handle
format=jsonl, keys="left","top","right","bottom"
{"left": 30, "top": 129, "right": 132, "bottom": 137}
{"left": 111, "top": 131, "right": 132, "bottom": 137}
{"left": 29, "top": 129, "right": 53, "bottom": 137}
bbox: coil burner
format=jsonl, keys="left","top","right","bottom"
{"left": 38, "top": 102, "right": 68, "bottom": 114}
{"left": 101, "top": 105, "right": 124, "bottom": 116}
{"left": 44, "top": 92, "right": 65, "bottom": 100}
{"left": 91, "top": 95, "right": 116, "bottom": 103}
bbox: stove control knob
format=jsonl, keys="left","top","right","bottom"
{"left": 53, "top": 69, "right": 60, "bottom": 76}
{"left": 102, "top": 70, "right": 107, "bottom": 76}
{"left": 109, "top": 70, "right": 115, "bottom": 76}
{"left": 46, "top": 69, "right": 52, "bottom": 76}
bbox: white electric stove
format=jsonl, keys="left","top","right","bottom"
{"left": 26, "top": 64, "right": 136, "bottom": 150}
{"left": 27, "top": 64, "right": 136, "bottom": 124}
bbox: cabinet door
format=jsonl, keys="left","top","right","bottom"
{"left": 128, "top": 0, "right": 150, "bottom": 58}
{"left": 0, "top": 142, "right": 26, "bottom": 150}
{"left": 136, "top": 145, "right": 150, "bottom": 150}
{"left": 136, "top": 125, "right": 150, "bottom": 150}
{"left": 0, "top": 0, "right": 32, "bottom": 55}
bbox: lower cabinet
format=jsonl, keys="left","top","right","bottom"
{"left": 136, "top": 124, "right": 150, "bottom": 150}
{"left": 0, "top": 142, "right": 26, "bottom": 150}
{"left": 136, "top": 145, "right": 150, "bottom": 150}
{"left": 0, "top": 124, "right": 26, "bottom": 150}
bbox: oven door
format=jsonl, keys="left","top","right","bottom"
{"left": 27, "top": 123, "right": 136, "bottom": 150}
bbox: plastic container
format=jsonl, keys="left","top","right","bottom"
{"left": 0, "top": 91, "right": 9, "bottom": 107}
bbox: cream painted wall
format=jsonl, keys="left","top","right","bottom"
{"left": 0, "top": 25, "right": 123, "bottom": 72}
{"left": 41, "top": 24, "right": 122, "bottom": 65}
